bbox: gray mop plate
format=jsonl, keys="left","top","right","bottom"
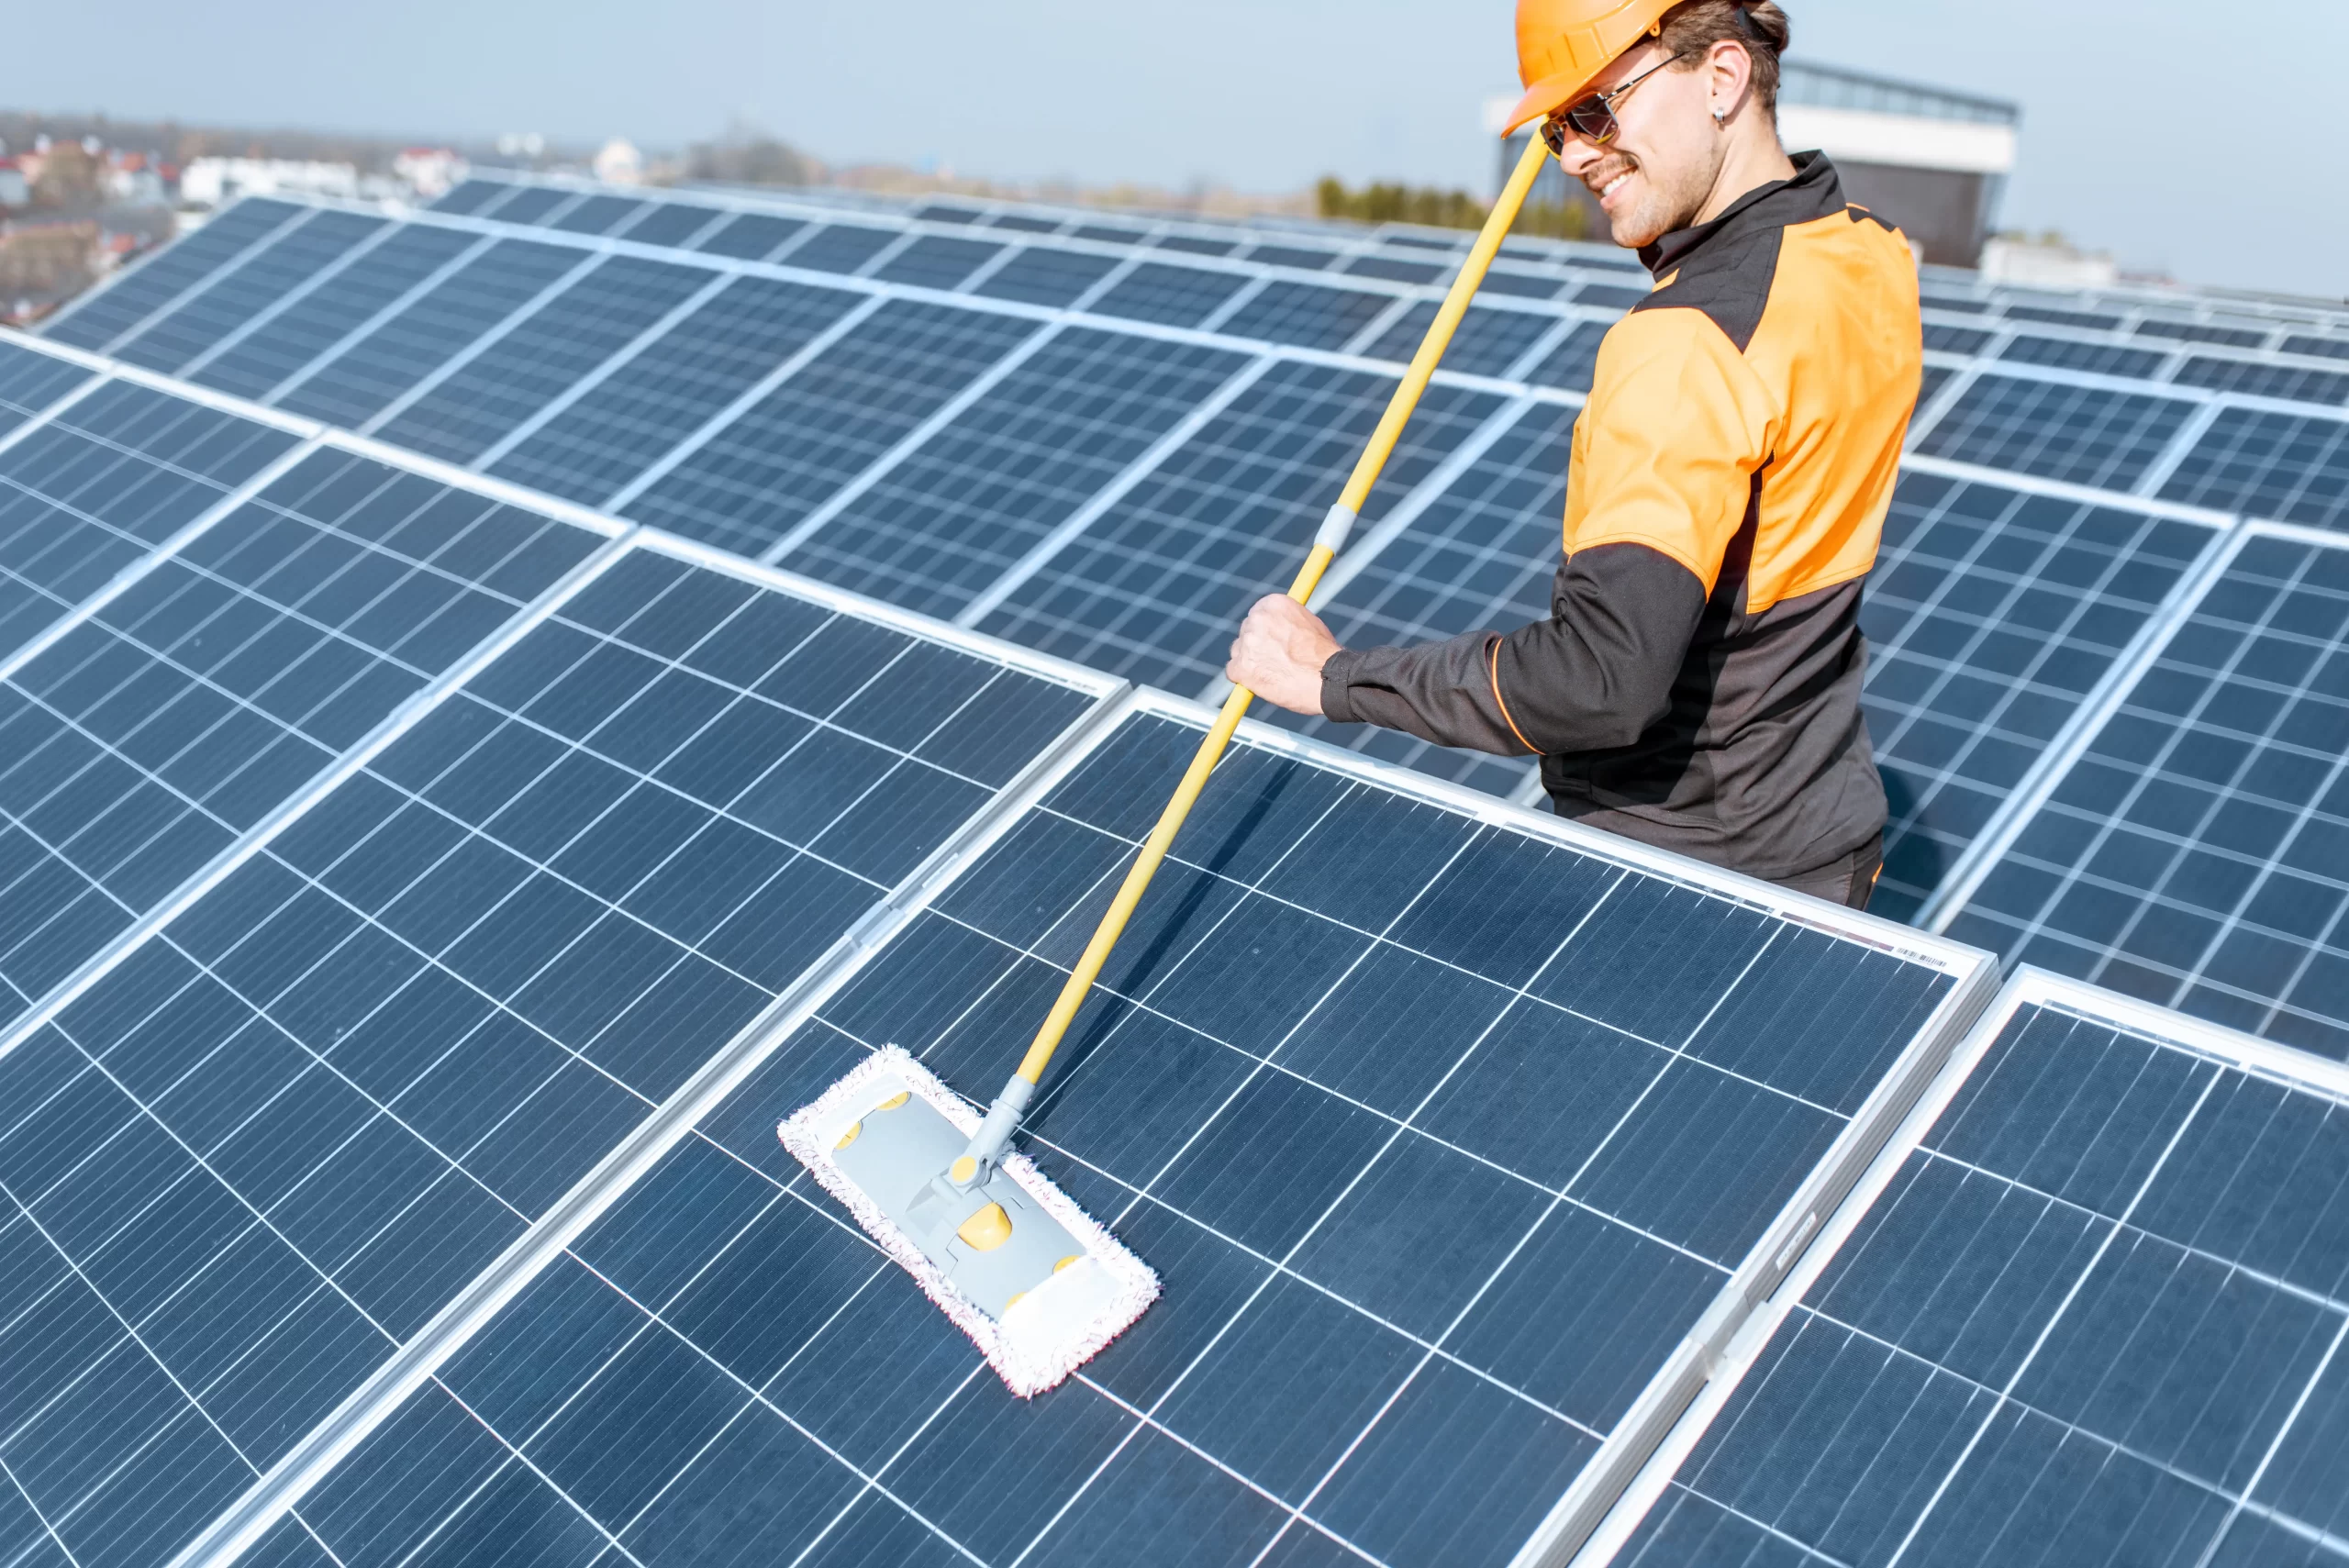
{"left": 831, "top": 1090, "right": 1085, "bottom": 1318}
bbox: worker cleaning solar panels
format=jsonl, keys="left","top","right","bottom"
{"left": 1230, "top": 0, "right": 1921, "bottom": 911}
{"left": 785, "top": 0, "right": 1918, "bottom": 1395}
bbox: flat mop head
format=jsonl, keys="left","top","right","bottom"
{"left": 779, "top": 1046, "right": 1159, "bottom": 1397}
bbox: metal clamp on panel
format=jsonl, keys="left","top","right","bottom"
{"left": 1314, "top": 503, "right": 1359, "bottom": 555}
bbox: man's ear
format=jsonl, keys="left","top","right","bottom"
{"left": 1707, "top": 38, "right": 1756, "bottom": 120}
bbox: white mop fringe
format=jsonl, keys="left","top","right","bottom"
{"left": 779, "top": 1045, "right": 1160, "bottom": 1397}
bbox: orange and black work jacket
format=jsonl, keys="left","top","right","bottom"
{"left": 1320, "top": 154, "right": 1920, "bottom": 884}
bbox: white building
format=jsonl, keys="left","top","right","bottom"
{"left": 593, "top": 139, "right": 644, "bottom": 186}
{"left": 179, "top": 158, "right": 359, "bottom": 208}
{"left": 392, "top": 148, "right": 467, "bottom": 200}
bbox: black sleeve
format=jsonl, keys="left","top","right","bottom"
{"left": 1319, "top": 541, "right": 1707, "bottom": 757}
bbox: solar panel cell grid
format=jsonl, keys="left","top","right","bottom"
{"left": 1360, "top": 303, "right": 1555, "bottom": 379}
{"left": 275, "top": 711, "right": 1959, "bottom": 1568}
{"left": 1247, "top": 246, "right": 1338, "bottom": 272}
{"left": 691, "top": 212, "right": 805, "bottom": 261}
{"left": 1345, "top": 256, "right": 1445, "bottom": 285}
{"left": 1998, "top": 333, "right": 2169, "bottom": 380}
{"left": 109, "top": 211, "right": 387, "bottom": 377}
{"left": 547, "top": 195, "right": 646, "bottom": 237}
{"left": 424, "top": 181, "right": 507, "bottom": 217}
{"left": 1275, "top": 400, "right": 1569, "bottom": 798}
{"left": 272, "top": 239, "right": 584, "bottom": 431}
{"left": 2001, "top": 303, "right": 2121, "bottom": 331}
{"left": 41, "top": 199, "right": 305, "bottom": 353}
{"left": 2170, "top": 356, "right": 2349, "bottom": 406}
{"left": 974, "top": 247, "right": 1119, "bottom": 308}
{"left": 621, "top": 299, "right": 1041, "bottom": 559}
{"left": 620, "top": 202, "right": 725, "bottom": 250}
{"left": 1217, "top": 282, "right": 1395, "bottom": 352}
{"left": 1523, "top": 319, "right": 1610, "bottom": 392}
{"left": 475, "top": 185, "right": 570, "bottom": 226}
{"left": 1087, "top": 262, "right": 1252, "bottom": 329}
{"left": 184, "top": 225, "right": 484, "bottom": 404}
{"left": 1618, "top": 995, "right": 2349, "bottom": 1568}
{"left": 785, "top": 226, "right": 901, "bottom": 276}
{"left": 369, "top": 254, "right": 713, "bottom": 467}
{"left": 1923, "top": 322, "right": 1995, "bottom": 356}
{"left": 775, "top": 328, "right": 1253, "bottom": 618}
{"left": 1154, "top": 235, "right": 1238, "bottom": 258}
{"left": 0, "top": 542, "right": 1098, "bottom": 1568}
{"left": 1914, "top": 373, "right": 2199, "bottom": 492}
{"left": 977, "top": 361, "right": 1507, "bottom": 693}
{"left": 1861, "top": 473, "right": 2217, "bottom": 921}
{"left": 871, "top": 236, "right": 1005, "bottom": 291}
{"left": 487, "top": 275, "right": 863, "bottom": 507}
{"left": 989, "top": 213, "right": 1063, "bottom": 234}
{"left": 2159, "top": 407, "right": 2349, "bottom": 533}
{"left": 1566, "top": 283, "right": 1648, "bottom": 312}
{"left": 0, "top": 339, "right": 96, "bottom": 434}
{"left": 2284, "top": 333, "right": 2349, "bottom": 364}
{"left": 1948, "top": 535, "right": 2349, "bottom": 1057}
{"left": 1478, "top": 270, "right": 1567, "bottom": 300}
{"left": 0, "top": 442, "right": 597, "bottom": 1024}
{"left": 2136, "top": 317, "right": 2268, "bottom": 349}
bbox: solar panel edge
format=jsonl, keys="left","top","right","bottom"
{"left": 0, "top": 475, "right": 628, "bottom": 1073}
{"left": 152, "top": 621, "right": 1140, "bottom": 1568}
{"left": 34, "top": 194, "right": 310, "bottom": 353}
{"left": 1573, "top": 965, "right": 2349, "bottom": 1568}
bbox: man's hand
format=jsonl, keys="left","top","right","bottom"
{"left": 1227, "top": 595, "right": 1342, "bottom": 716}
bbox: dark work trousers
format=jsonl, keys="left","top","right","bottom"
{"left": 1772, "top": 835, "right": 1884, "bottom": 911}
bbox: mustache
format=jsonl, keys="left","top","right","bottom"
{"left": 1582, "top": 155, "right": 1638, "bottom": 195}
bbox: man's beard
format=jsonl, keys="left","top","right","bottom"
{"left": 1586, "top": 152, "right": 1716, "bottom": 250}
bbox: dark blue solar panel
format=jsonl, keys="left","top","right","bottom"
{"left": 1219, "top": 282, "right": 1393, "bottom": 352}
{"left": 477, "top": 186, "right": 570, "bottom": 226}
{"left": 2003, "top": 303, "right": 2121, "bottom": 331}
{"left": 974, "top": 248, "right": 1119, "bottom": 308}
{"left": 692, "top": 213, "right": 805, "bottom": 261}
{"left": 2284, "top": 334, "right": 2349, "bottom": 364}
{"left": 989, "top": 213, "right": 1063, "bottom": 234}
{"left": 1346, "top": 255, "right": 1445, "bottom": 285}
{"left": 1523, "top": 320, "right": 1610, "bottom": 392}
{"left": 776, "top": 328, "right": 1252, "bottom": 617}
{"left": 786, "top": 226, "right": 901, "bottom": 276}
{"left": 40, "top": 199, "right": 304, "bottom": 352}
{"left": 1620, "top": 995, "right": 2349, "bottom": 1568}
{"left": 872, "top": 236, "right": 1005, "bottom": 291}
{"left": 273, "top": 239, "right": 584, "bottom": 430}
{"left": 916, "top": 203, "right": 985, "bottom": 225}
{"left": 623, "top": 300, "right": 1041, "bottom": 560}
{"left": 2171, "top": 357, "right": 2349, "bottom": 406}
{"left": 1275, "top": 400, "right": 1569, "bottom": 798}
{"left": 1475, "top": 269, "right": 1565, "bottom": 300}
{"left": 268, "top": 709, "right": 1958, "bottom": 1568}
{"left": 1074, "top": 225, "right": 1145, "bottom": 246}
{"left": 1921, "top": 293, "right": 1992, "bottom": 316}
{"left": 0, "top": 542, "right": 1098, "bottom": 1568}
{"left": 1924, "top": 322, "right": 1995, "bottom": 356}
{"left": 1861, "top": 473, "right": 2219, "bottom": 922}
{"left": 1998, "top": 334, "right": 2168, "bottom": 380}
{"left": 1948, "top": 534, "right": 2349, "bottom": 1058}
{"left": 2159, "top": 408, "right": 2349, "bottom": 530}
{"left": 1154, "top": 234, "right": 1238, "bottom": 258}
{"left": 2137, "top": 317, "right": 2267, "bottom": 349}
{"left": 619, "top": 202, "right": 725, "bottom": 249}
{"left": 548, "top": 195, "right": 648, "bottom": 237}
{"left": 489, "top": 276, "right": 863, "bottom": 508}
{"left": 369, "top": 254, "right": 712, "bottom": 466}
{"left": 1247, "top": 245, "right": 1338, "bottom": 272}
{"left": 0, "top": 382, "right": 299, "bottom": 665}
{"left": 110, "top": 210, "right": 387, "bottom": 376}
{"left": 980, "top": 361, "right": 1508, "bottom": 693}
{"left": 1914, "top": 374, "right": 2199, "bottom": 492}
{"left": 0, "top": 441, "right": 598, "bottom": 1022}
{"left": 1360, "top": 302, "right": 1554, "bottom": 378}
{"left": 0, "top": 338, "right": 96, "bottom": 435}
{"left": 187, "top": 225, "right": 484, "bottom": 404}
{"left": 425, "top": 181, "right": 508, "bottom": 217}
{"left": 1565, "top": 282, "right": 1647, "bottom": 312}
{"left": 1087, "top": 263, "right": 1252, "bottom": 330}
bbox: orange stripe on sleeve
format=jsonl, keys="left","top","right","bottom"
{"left": 1487, "top": 637, "right": 1540, "bottom": 756}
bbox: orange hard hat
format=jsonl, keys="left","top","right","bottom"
{"left": 1503, "top": 0, "right": 1678, "bottom": 137}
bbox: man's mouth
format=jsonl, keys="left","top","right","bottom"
{"left": 1587, "top": 162, "right": 1637, "bottom": 206}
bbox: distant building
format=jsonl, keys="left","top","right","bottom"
{"left": 593, "top": 139, "right": 644, "bottom": 186}
{"left": 0, "top": 163, "right": 26, "bottom": 208}
{"left": 1488, "top": 60, "right": 2020, "bottom": 268}
{"left": 393, "top": 148, "right": 467, "bottom": 199}
{"left": 1978, "top": 236, "right": 2118, "bottom": 289}
{"left": 179, "top": 157, "right": 359, "bottom": 207}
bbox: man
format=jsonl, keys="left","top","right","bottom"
{"left": 1226, "top": 0, "right": 1920, "bottom": 909}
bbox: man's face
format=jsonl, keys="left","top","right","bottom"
{"left": 1553, "top": 42, "right": 1727, "bottom": 249}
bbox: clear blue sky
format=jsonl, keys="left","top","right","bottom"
{"left": 7, "top": 0, "right": 2339, "bottom": 298}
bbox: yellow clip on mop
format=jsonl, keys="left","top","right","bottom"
{"left": 781, "top": 137, "right": 1558, "bottom": 1397}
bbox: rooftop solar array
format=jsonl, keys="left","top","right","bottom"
{"left": 9, "top": 166, "right": 2349, "bottom": 1565}
{"left": 1598, "top": 970, "right": 2349, "bottom": 1568}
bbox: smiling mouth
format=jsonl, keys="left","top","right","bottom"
{"left": 1598, "top": 172, "right": 1633, "bottom": 200}
{"left": 1586, "top": 161, "right": 1637, "bottom": 204}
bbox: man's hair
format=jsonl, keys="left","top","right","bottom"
{"left": 1659, "top": 0, "right": 1792, "bottom": 114}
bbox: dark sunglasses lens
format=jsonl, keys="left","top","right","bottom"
{"left": 1540, "top": 117, "right": 1568, "bottom": 155}
{"left": 1564, "top": 99, "right": 1617, "bottom": 144}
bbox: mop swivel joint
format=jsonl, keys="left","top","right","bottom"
{"left": 952, "top": 1073, "right": 1037, "bottom": 1187}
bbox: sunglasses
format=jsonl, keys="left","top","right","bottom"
{"left": 1539, "top": 49, "right": 1696, "bottom": 154}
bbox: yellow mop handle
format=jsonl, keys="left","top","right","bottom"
{"left": 1012, "top": 136, "right": 1554, "bottom": 1089}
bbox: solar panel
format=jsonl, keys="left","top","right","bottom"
{"left": 184, "top": 225, "right": 486, "bottom": 404}
{"left": 232, "top": 698, "right": 1984, "bottom": 1568}
{"left": 1944, "top": 528, "right": 2349, "bottom": 1059}
{"left": 1998, "top": 334, "right": 2168, "bottom": 380}
{"left": 0, "top": 380, "right": 299, "bottom": 667}
{"left": 0, "top": 436, "right": 603, "bottom": 1023}
{"left": 486, "top": 275, "right": 863, "bottom": 507}
{"left": 619, "top": 300, "right": 1041, "bottom": 559}
{"left": 1606, "top": 972, "right": 2349, "bottom": 1568}
{"left": 1914, "top": 373, "right": 2199, "bottom": 492}
{"left": 109, "top": 210, "right": 388, "bottom": 377}
{"left": 786, "top": 225, "right": 901, "bottom": 276}
{"left": 1154, "top": 233, "right": 1239, "bottom": 258}
{"left": 1924, "top": 323, "right": 1996, "bottom": 356}
{"left": 1088, "top": 262, "right": 1252, "bottom": 329}
{"left": 1347, "top": 255, "right": 1446, "bottom": 285}
{"left": 547, "top": 194, "right": 647, "bottom": 237}
{"left": 41, "top": 198, "right": 306, "bottom": 352}
{"left": 2137, "top": 317, "right": 2268, "bottom": 349}
{"left": 1247, "top": 245, "right": 1339, "bottom": 272}
{"left": 2003, "top": 303, "right": 2121, "bottom": 331}
{"left": 2159, "top": 407, "right": 2349, "bottom": 530}
{"left": 0, "top": 528, "right": 1112, "bottom": 1568}
{"left": 774, "top": 328, "right": 1255, "bottom": 618}
{"left": 693, "top": 212, "right": 806, "bottom": 261}
{"left": 367, "top": 254, "right": 714, "bottom": 466}
{"left": 872, "top": 236, "right": 1006, "bottom": 291}
{"left": 1862, "top": 471, "right": 2221, "bottom": 921}
{"left": 272, "top": 239, "right": 587, "bottom": 430}
{"left": 974, "top": 247, "right": 1120, "bottom": 308}
{"left": 2285, "top": 334, "right": 2349, "bottom": 364}
{"left": 620, "top": 201, "right": 727, "bottom": 250}
{"left": 2170, "top": 356, "right": 2349, "bottom": 406}
{"left": 425, "top": 180, "right": 507, "bottom": 217}
{"left": 1218, "top": 282, "right": 1395, "bottom": 352}
{"left": 1361, "top": 303, "right": 1556, "bottom": 378}
{"left": 975, "top": 361, "right": 1508, "bottom": 693}
{"left": 0, "top": 337, "right": 97, "bottom": 435}
{"left": 1523, "top": 320, "right": 1611, "bottom": 392}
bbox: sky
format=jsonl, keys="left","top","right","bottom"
{"left": 7, "top": 0, "right": 2343, "bottom": 298}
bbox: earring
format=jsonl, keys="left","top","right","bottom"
{"left": 1713, "top": 106, "right": 1728, "bottom": 125}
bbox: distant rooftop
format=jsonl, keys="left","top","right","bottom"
{"left": 1780, "top": 61, "right": 2021, "bottom": 127}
